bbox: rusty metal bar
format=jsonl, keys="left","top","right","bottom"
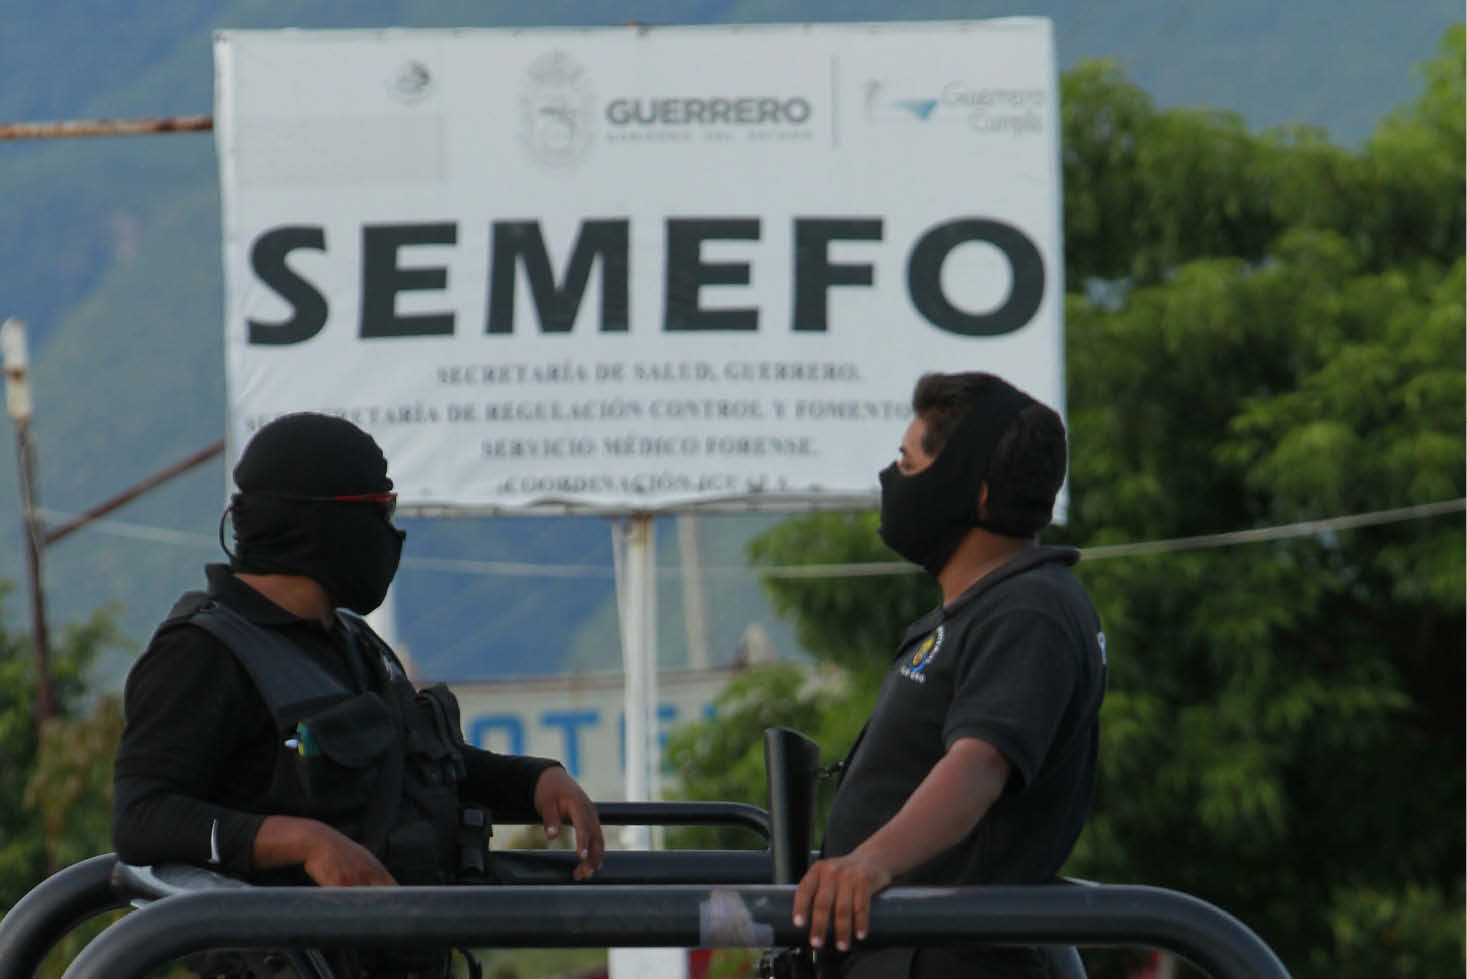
{"left": 44, "top": 439, "right": 225, "bottom": 546}
{"left": 0, "top": 116, "right": 213, "bottom": 142}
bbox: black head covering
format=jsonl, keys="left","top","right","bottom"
{"left": 225, "top": 413, "right": 404, "bottom": 615}
{"left": 234, "top": 412, "right": 393, "bottom": 497}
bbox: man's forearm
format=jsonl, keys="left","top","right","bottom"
{"left": 112, "top": 779, "right": 264, "bottom": 874}
{"left": 251, "top": 814, "right": 329, "bottom": 870}
{"left": 252, "top": 815, "right": 398, "bottom": 886}
{"left": 853, "top": 737, "right": 1010, "bottom": 876}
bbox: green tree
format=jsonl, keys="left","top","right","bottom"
{"left": 667, "top": 26, "right": 1464, "bottom": 979}
{"left": 0, "top": 593, "right": 127, "bottom": 912}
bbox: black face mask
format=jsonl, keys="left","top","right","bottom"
{"left": 227, "top": 495, "right": 406, "bottom": 615}
{"left": 877, "top": 382, "right": 1033, "bottom": 576}
{"left": 308, "top": 503, "right": 406, "bottom": 615}
{"left": 878, "top": 456, "right": 982, "bottom": 575}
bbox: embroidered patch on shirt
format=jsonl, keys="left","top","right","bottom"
{"left": 900, "top": 625, "right": 945, "bottom": 684}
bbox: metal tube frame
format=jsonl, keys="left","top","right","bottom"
{"left": 1, "top": 850, "right": 1291, "bottom": 979}
{"left": 0, "top": 800, "right": 773, "bottom": 979}
{"left": 52, "top": 882, "right": 1289, "bottom": 979}
{"left": 593, "top": 800, "right": 771, "bottom": 840}
{"left": 0, "top": 855, "right": 123, "bottom": 979}
{"left": 0, "top": 803, "right": 1295, "bottom": 979}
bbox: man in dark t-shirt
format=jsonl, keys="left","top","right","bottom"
{"left": 793, "top": 373, "right": 1107, "bottom": 979}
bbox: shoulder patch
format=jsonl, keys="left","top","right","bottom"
{"left": 899, "top": 625, "right": 945, "bottom": 683}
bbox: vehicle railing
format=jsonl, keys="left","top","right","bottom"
{"left": 594, "top": 800, "right": 772, "bottom": 840}
{"left": 51, "top": 880, "right": 1290, "bottom": 979}
{"left": 0, "top": 800, "right": 775, "bottom": 979}
{"left": 0, "top": 854, "right": 124, "bottom": 979}
{"left": 1, "top": 737, "right": 1292, "bottom": 979}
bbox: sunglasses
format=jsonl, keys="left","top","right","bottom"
{"left": 253, "top": 490, "right": 398, "bottom": 520}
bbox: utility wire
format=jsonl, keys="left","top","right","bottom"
{"left": 35, "top": 508, "right": 217, "bottom": 548}
{"left": 404, "top": 555, "right": 612, "bottom": 579}
{"left": 34, "top": 498, "right": 1464, "bottom": 580}
{"left": 752, "top": 498, "right": 1465, "bottom": 578}
{"left": 1078, "top": 498, "right": 1465, "bottom": 561}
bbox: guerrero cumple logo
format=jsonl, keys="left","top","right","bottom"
{"left": 520, "top": 51, "right": 595, "bottom": 167}
{"left": 864, "top": 79, "right": 1046, "bottom": 136}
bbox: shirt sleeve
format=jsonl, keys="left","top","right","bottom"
{"left": 941, "top": 609, "right": 1081, "bottom": 793}
{"left": 459, "top": 747, "right": 564, "bottom": 823}
{"left": 112, "top": 627, "right": 269, "bottom": 875}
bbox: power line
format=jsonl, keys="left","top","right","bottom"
{"left": 1078, "top": 498, "right": 1465, "bottom": 561}
{"left": 35, "top": 509, "right": 217, "bottom": 548}
{"left": 753, "top": 499, "right": 1465, "bottom": 578}
{"left": 403, "top": 555, "right": 611, "bottom": 579}
{"left": 36, "top": 498, "right": 1463, "bottom": 580}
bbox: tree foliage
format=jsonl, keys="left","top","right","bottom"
{"left": 0, "top": 594, "right": 126, "bottom": 913}
{"left": 668, "top": 26, "right": 1464, "bottom": 979}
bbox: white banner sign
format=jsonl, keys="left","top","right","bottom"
{"left": 215, "top": 20, "right": 1063, "bottom": 510}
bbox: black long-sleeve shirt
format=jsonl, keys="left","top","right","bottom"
{"left": 113, "top": 565, "right": 559, "bottom": 876}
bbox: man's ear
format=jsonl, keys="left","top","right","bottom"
{"left": 977, "top": 481, "right": 990, "bottom": 521}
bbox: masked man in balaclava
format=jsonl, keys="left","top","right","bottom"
{"left": 113, "top": 413, "right": 604, "bottom": 974}
{"left": 792, "top": 373, "right": 1107, "bottom": 979}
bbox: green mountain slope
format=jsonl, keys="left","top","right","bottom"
{"left": 0, "top": 1, "right": 1459, "bottom": 691}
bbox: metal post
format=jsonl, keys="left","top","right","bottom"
{"left": 2, "top": 320, "right": 54, "bottom": 736}
{"left": 611, "top": 514, "right": 685, "bottom": 979}
{"left": 763, "top": 728, "right": 822, "bottom": 885}
{"left": 42, "top": 439, "right": 224, "bottom": 546}
{"left": 614, "top": 514, "right": 660, "bottom": 834}
{"left": 0, "top": 115, "right": 213, "bottom": 141}
{"left": 677, "top": 515, "right": 711, "bottom": 670}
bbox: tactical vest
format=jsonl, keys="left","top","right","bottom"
{"left": 161, "top": 593, "right": 473, "bottom": 886}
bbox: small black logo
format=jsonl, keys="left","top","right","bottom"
{"left": 390, "top": 60, "right": 434, "bottom": 103}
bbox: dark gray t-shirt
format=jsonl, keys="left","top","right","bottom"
{"left": 822, "top": 547, "right": 1106, "bottom": 887}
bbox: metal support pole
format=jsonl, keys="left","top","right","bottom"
{"left": 611, "top": 514, "right": 684, "bottom": 979}
{"left": 614, "top": 514, "right": 660, "bottom": 833}
{"left": 763, "top": 728, "right": 822, "bottom": 885}
{"left": 677, "top": 515, "right": 711, "bottom": 669}
{"left": 0, "top": 115, "right": 213, "bottom": 141}
{"left": 15, "top": 420, "right": 52, "bottom": 730}
{"left": 2, "top": 320, "right": 53, "bottom": 736}
{"left": 42, "top": 439, "right": 224, "bottom": 546}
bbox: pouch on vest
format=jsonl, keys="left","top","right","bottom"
{"left": 407, "top": 685, "right": 469, "bottom": 787}
{"left": 385, "top": 683, "right": 471, "bottom": 884}
{"left": 291, "top": 691, "right": 394, "bottom": 817}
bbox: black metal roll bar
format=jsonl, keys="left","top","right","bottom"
{"left": 495, "top": 848, "right": 780, "bottom": 884}
{"left": 0, "top": 801, "right": 776, "bottom": 979}
{"left": 0, "top": 854, "right": 124, "bottom": 979}
{"left": 2, "top": 751, "right": 1293, "bottom": 979}
{"left": 53, "top": 882, "right": 1290, "bottom": 979}
{"left": 594, "top": 800, "right": 771, "bottom": 840}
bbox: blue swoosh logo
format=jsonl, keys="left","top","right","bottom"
{"left": 895, "top": 99, "right": 939, "bottom": 120}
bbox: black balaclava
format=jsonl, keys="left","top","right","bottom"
{"left": 225, "top": 413, "right": 405, "bottom": 615}
{"left": 878, "top": 380, "right": 1034, "bottom": 575}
